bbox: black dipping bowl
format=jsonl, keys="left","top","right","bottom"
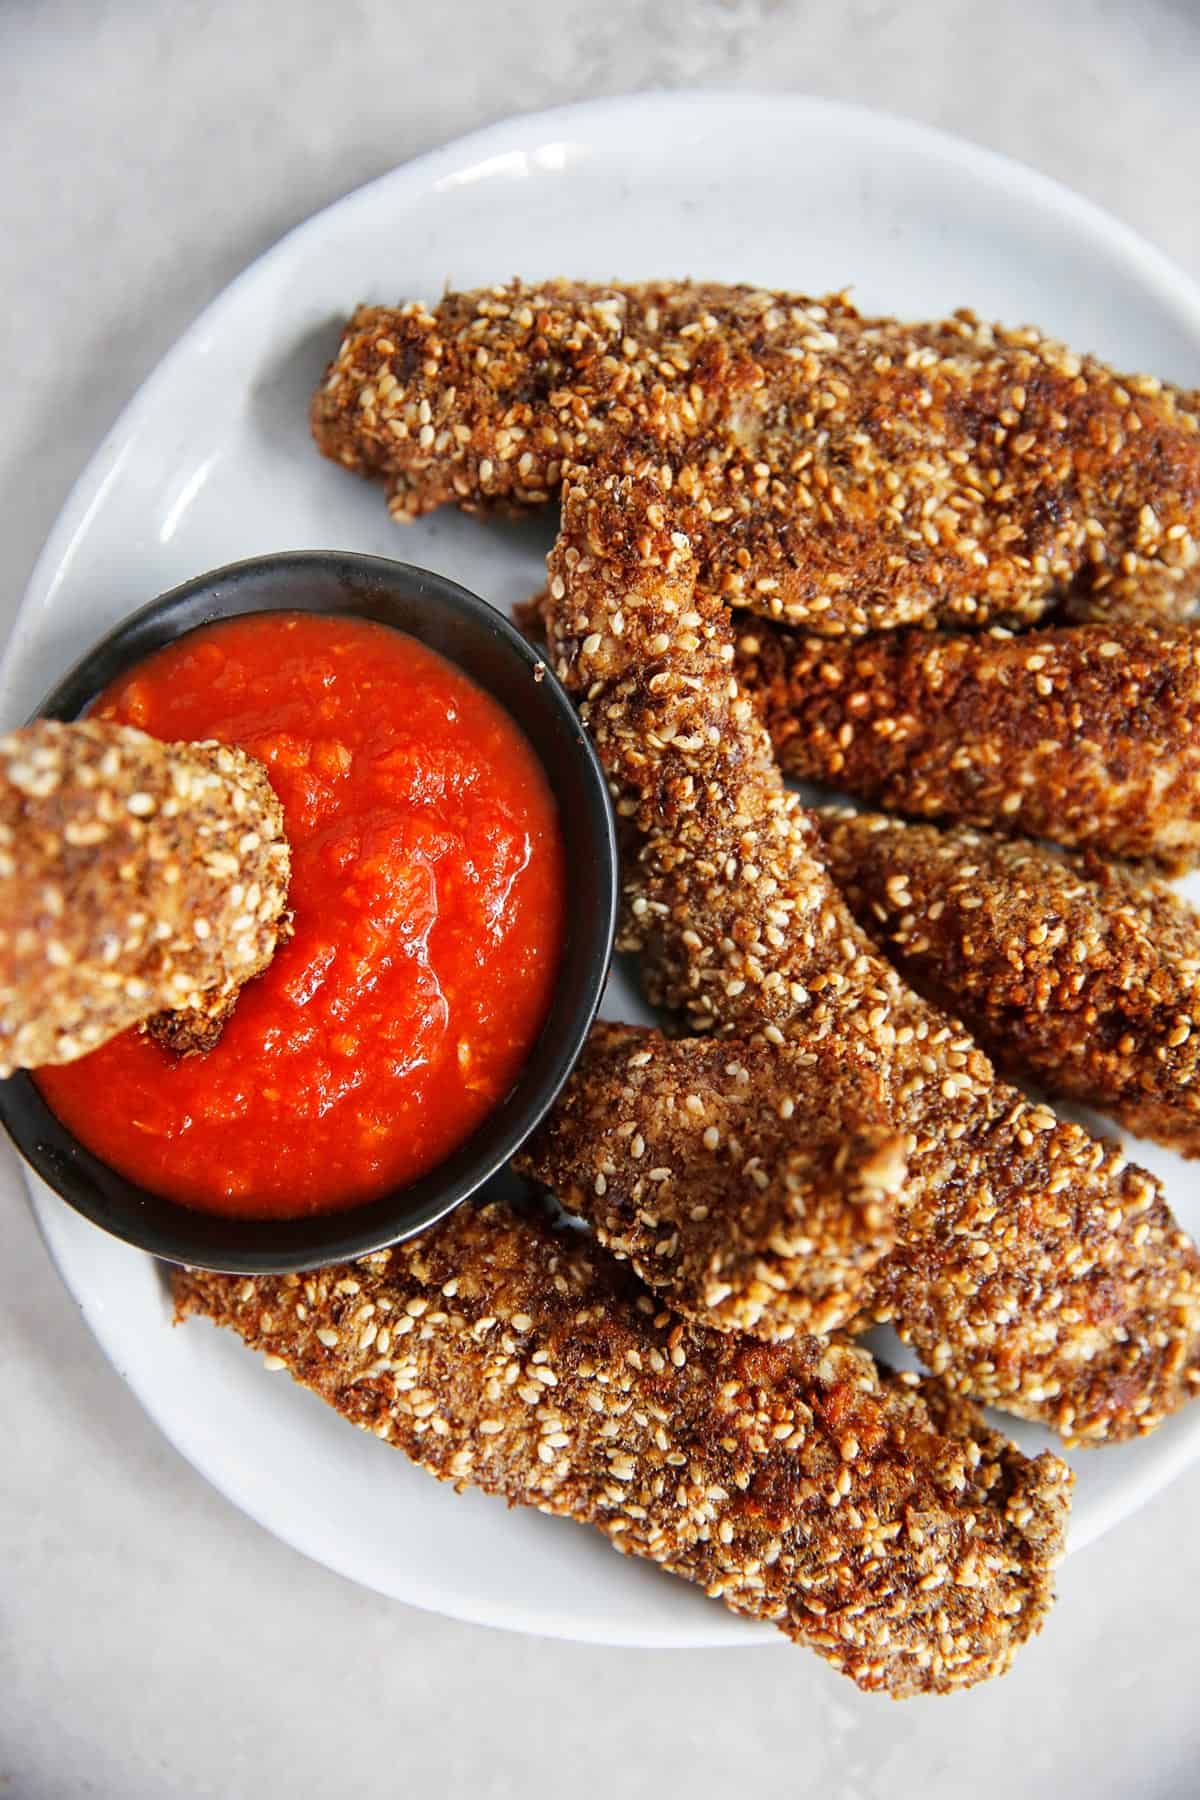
{"left": 0, "top": 551, "right": 617, "bottom": 1272}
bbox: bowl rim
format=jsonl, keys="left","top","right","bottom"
{"left": 0, "top": 549, "right": 618, "bottom": 1271}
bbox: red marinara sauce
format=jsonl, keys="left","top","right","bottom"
{"left": 36, "top": 611, "right": 566, "bottom": 1219}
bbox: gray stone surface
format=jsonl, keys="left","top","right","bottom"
{"left": 2, "top": 2, "right": 1199, "bottom": 1794}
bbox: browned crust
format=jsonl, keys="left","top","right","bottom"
{"left": 311, "top": 280, "right": 1200, "bottom": 636}
{"left": 0, "top": 722, "right": 291, "bottom": 1074}
{"left": 817, "top": 809, "right": 1200, "bottom": 1157}
{"left": 144, "top": 991, "right": 239, "bottom": 1057}
{"left": 142, "top": 938, "right": 287, "bottom": 1057}
{"left": 539, "top": 455, "right": 1200, "bottom": 1443}
{"left": 516, "top": 1021, "right": 904, "bottom": 1337}
{"left": 174, "top": 1198, "right": 1070, "bottom": 1697}
{"left": 739, "top": 620, "right": 1200, "bottom": 868}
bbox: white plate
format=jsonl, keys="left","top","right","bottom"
{"left": 7, "top": 93, "right": 1200, "bottom": 1648}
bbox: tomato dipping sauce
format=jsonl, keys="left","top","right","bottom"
{"left": 36, "top": 612, "right": 566, "bottom": 1219}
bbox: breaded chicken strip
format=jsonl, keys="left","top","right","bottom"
{"left": 818, "top": 809, "right": 1200, "bottom": 1158}
{"left": 0, "top": 721, "right": 290, "bottom": 1075}
{"left": 737, "top": 620, "right": 1200, "bottom": 868}
{"left": 540, "top": 456, "right": 1200, "bottom": 1443}
{"left": 312, "top": 280, "right": 1200, "bottom": 636}
{"left": 516, "top": 1021, "right": 905, "bottom": 1337}
{"left": 175, "top": 1199, "right": 1070, "bottom": 1697}
{"left": 520, "top": 604, "right": 1200, "bottom": 868}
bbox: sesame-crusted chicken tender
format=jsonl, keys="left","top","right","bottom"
{"left": 739, "top": 620, "right": 1200, "bottom": 869}
{"left": 542, "top": 459, "right": 1200, "bottom": 1443}
{"left": 174, "top": 1199, "right": 1070, "bottom": 1697}
{"left": 543, "top": 464, "right": 858, "bottom": 1033}
{"left": 0, "top": 720, "right": 290, "bottom": 1075}
{"left": 312, "top": 280, "right": 1200, "bottom": 636}
{"left": 817, "top": 808, "right": 1200, "bottom": 1158}
{"left": 516, "top": 1021, "right": 905, "bottom": 1338}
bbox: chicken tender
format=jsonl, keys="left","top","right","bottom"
{"left": 739, "top": 620, "right": 1200, "bottom": 868}
{"left": 312, "top": 280, "right": 1200, "bottom": 636}
{"left": 818, "top": 808, "right": 1200, "bottom": 1157}
{"left": 175, "top": 1198, "right": 1070, "bottom": 1697}
{"left": 540, "top": 456, "right": 1200, "bottom": 1442}
{"left": 0, "top": 720, "right": 290, "bottom": 1074}
{"left": 516, "top": 1021, "right": 905, "bottom": 1337}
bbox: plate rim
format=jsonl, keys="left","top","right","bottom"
{"left": 10, "top": 88, "right": 1200, "bottom": 1646}
{"left": 9, "top": 87, "right": 1200, "bottom": 718}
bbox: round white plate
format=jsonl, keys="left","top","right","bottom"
{"left": 7, "top": 93, "right": 1200, "bottom": 1648}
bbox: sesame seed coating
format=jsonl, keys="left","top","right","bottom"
{"left": 818, "top": 808, "right": 1200, "bottom": 1159}
{"left": 516, "top": 1021, "right": 905, "bottom": 1338}
{"left": 541, "top": 458, "right": 1200, "bottom": 1442}
{"left": 174, "top": 1198, "right": 1070, "bottom": 1697}
{"left": 739, "top": 620, "right": 1200, "bottom": 868}
{"left": 0, "top": 721, "right": 291, "bottom": 1075}
{"left": 311, "top": 280, "right": 1200, "bottom": 636}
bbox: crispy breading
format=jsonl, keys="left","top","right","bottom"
{"left": 312, "top": 280, "right": 1200, "bottom": 636}
{"left": 144, "top": 989, "right": 241, "bottom": 1057}
{"left": 0, "top": 721, "right": 290, "bottom": 1075}
{"left": 737, "top": 620, "right": 1200, "bottom": 868}
{"left": 541, "top": 456, "right": 1200, "bottom": 1442}
{"left": 818, "top": 808, "right": 1200, "bottom": 1158}
{"left": 516, "top": 1021, "right": 905, "bottom": 1337}
{"left": 174, "top": 1198, "right": 1070, "bottom": 1697}
{"left": 522, "top": 605, "right": 1200, "bottom": 868}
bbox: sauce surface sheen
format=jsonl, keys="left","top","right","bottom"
{"left": 37, "top": 611, "right": 566, "bottom": 1218}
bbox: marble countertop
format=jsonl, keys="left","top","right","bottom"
{"left": 3, "top": 3, "right": 1200, "bottom": 1795}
